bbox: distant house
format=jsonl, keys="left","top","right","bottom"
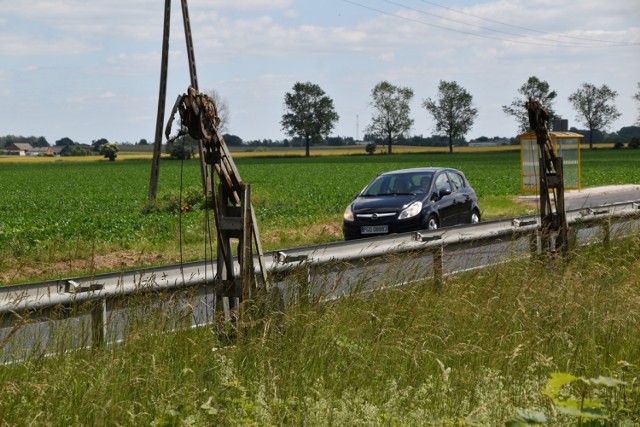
{"left": 6, "top": 143, "right": 33, "bottom": 156}
{"left": 28, "top": 146, "right": 57, "bottom": 156}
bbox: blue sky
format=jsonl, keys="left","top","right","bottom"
{"left": 1, "top": 0, "right": 639, "bottom": 145}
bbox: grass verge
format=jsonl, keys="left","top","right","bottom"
{"left": 1, "top": 236, "right": 638, "bottom": 425}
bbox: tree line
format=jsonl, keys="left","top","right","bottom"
{"left": 3, "top": 79, "right": 640, "bottom": 157}
{"left": 0, "top": 136, "right": 150, "bottom": 150}
{"left": 278, "top": 76, "right": 640, "bottom": 155}
{"left": 0, "top": 136, "right": 125, "bottom": 160}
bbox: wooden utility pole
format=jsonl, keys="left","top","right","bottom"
{"left": 148, "top": 0, "right": 211, "bottom": 200}
{"left": 148, "top": 0, "right": 171, "bottom": 200}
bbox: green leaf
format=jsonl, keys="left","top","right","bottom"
{"left": 557, "top": 406, "right": 609, "bottom": 419}
{"left": 589, "top": 376, "right": 626, "bottom": 388}
{"left": 544, "top": 372, "right": 578, "bottom": 397}
{"left": 505, "top": 409, "right": 548, "bottom": 426}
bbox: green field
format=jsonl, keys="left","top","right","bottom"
{"left": 1, "top": 148, "right": 639, "bottom": 284}
{"left": 1, "top": 149, "right": 639, "bottom": 424}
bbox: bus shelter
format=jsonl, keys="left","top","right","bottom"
{"left": 520, "top": 131, "right": 582, "bottom": 194}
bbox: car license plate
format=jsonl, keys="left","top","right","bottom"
{"left": 361, "top": 225, "right": 388, "bottom": 234}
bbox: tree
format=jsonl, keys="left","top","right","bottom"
{"left": 365, "top": 143, "right": 377, "bottom": 155}
{"left": 281, "top": 82, "right": 340, "bottom": 157}
{"left": 92, "top": 138, "right": 109, "bottom": 151}
{"left": 206, "top": 88, "right": 230, "bottom": 134}
{"left": 99, "top": 143, "right": 118, "bottom": 161}
{"left": 33, "top": 136, "right": 49, "bottom": 147}
{"left": 223, "top": 134, "right": 243, "bottom": 146}
{"left": 0, "top": 135, "right": 49, "bottom": 148}
{"left": 617, "top": 126, "right": 640, "bottom": 141}
{"left": 423, "top": 80, "right": 478, "bottom": 153}
{"left": 367, "top": 81, "right": 414, "bottom": 154}
{"left": 569, "top": 127, "right": 606, "bottom": 145}
{"left": 55, "top": 137, "right": 76, "bottom": 147}
{"left": 634, "top": 82, "right": 640, "bottom": 125}
{"left": 568, "top": 83, "right": 621, "bottom": 149}
{"left": 61, "top": 145, "right": 92, "bottom": 156}
{"left": 166, "top": 134, "right": 197, "bottom": 160}
{"left": 502, "top": 76, "right": 557, "bottom": 134}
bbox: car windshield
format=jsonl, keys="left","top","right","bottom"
{"left": 361, "top": 172, "right": 434, "bottom": 196}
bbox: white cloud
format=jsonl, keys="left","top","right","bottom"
{"left": 283, "top": 9, "right": 299, "bottom": 19}
{"left": 191, "top": 0, "right": 293, "bottom": 11}
{"left": 0, "top": 33, "right": 97, "bottom": 56}
{"left": 0, "top": 0, "right": 638, "bottom": 143}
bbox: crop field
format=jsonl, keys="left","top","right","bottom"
{"left": 1, "top": 148, "right": 639, "bottom": 284}
{"left": 1, "top": 148, "right": 639, "bottom": 425}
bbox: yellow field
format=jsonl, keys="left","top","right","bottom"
{"left": 1, "top": 142, "right": 616, "bottom": 163}
{"left": 0, "top": 153, "right": 158, "bottom": 163}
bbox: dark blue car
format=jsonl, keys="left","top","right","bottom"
{"left": 343, "top": 167, "right": 481, "bottom": 240}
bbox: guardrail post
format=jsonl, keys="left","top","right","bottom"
{"left": 602, "top": 220, "right": 611, "bottom": 247}
{"left": 91, "top": 298, "right": 107, "bottom": 348}
{"left": 529, "top": 231, "right": 538, "bottom": 257}
{"left": 433, "top": 243, "right": 443, "bottom": 289}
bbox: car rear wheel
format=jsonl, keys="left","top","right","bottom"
{"left": 427, "top": 215, "right": 439, "bottom": 230}
{"left": 470, "top": 210, "right": 480, "bottom": 224}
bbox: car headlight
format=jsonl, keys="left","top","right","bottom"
{"left": 343, "top": 205, "right": 354, "bottom": 221}
{"left": 398, "top": 201, "right": 422, "bottom": 220}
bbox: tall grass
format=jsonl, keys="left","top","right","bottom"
{"left": 1, "top": 236, "right": 638, "bottom": 425}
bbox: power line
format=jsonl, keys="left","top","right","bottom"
{"left": 387, "top": 0, "right": 633, "bottom": 47}
{"left": 343, "top": 0, "right": 639, "bottom": 48}
{"left": 419, "top": 0, "right": 639, "bottom": 46}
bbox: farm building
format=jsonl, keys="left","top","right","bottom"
{"left": 6, "top": 143, "right": 33, "bottom": 156}
{"left": 28, "top": 146, "right": 63, "bottom": 156}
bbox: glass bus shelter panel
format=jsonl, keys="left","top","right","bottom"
{"left": 521, "top": 136, "right": 539, "bottom": 193}
{"left": 557, "top": 137, "right": 580, "bottom": 190}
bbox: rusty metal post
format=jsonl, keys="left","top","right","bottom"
{"left": 538, "top": 156, "right": 551, "bottom": 253}
{"left": 527, "top": 96, "right": 568, "bottom": 258}
{"left": 241, "top": 185, "right": 253, "bottom": 303}
{"left": 554, "top": 157, "right": 569, "bottom": 257}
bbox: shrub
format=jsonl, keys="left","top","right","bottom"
{"left": 365, "top": 143, "right": 377, "bottom": 155}
{"left": 142, "top": 187, "right": 207, "bottom": 214}
{"left": 99, "top": 143, "right": 119, "bottom": 161}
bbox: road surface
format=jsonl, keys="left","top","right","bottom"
{"left": 518, "top": 185, "right": 640, "bottom": 210}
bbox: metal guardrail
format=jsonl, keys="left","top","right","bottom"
{"left": 1, "top": 201, "right": 639, "bottom": 361}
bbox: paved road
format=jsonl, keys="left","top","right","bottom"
{"left": 518, "top": 185, "right": 640, "bottom": 210}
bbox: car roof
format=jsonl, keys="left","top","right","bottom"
{"left": 378, "top": 167, "right": 460, "bottom": 176}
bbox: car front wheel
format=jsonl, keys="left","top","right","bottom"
{"left": 470, "top": 210, "right": 480, "bottom": 224}
{"left": 427, "top": 215, "right": 439, "bottom": 230}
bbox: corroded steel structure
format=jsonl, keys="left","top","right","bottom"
{"left": 525, "top": 96, "right": 569, "bottom": 256}
{"left": 149, "top": 0, "right": 268, "bottom": 315}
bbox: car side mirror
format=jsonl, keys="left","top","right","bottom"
{"left": 430, "top": 191, "right": 439, "bottom": 201}
{"left": 439, "top": 188, "right": 452, "bottom": 198}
